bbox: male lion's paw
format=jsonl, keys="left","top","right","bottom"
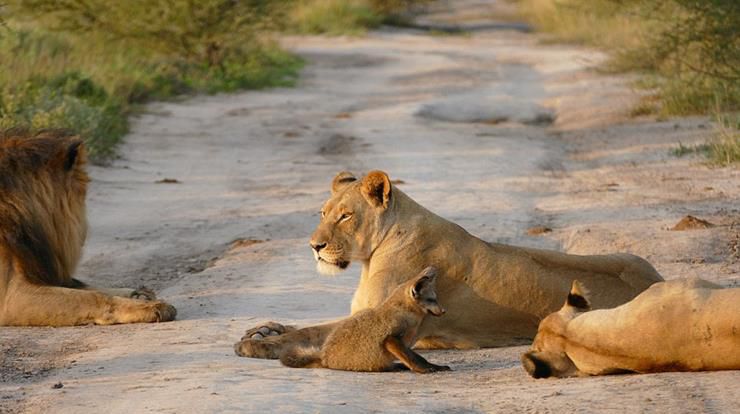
{"left": 241, "top": 322, "right": 291, "bottom": 341}
{"left": 152, "top": 302, "right": 177, "bottom": 322}
{"left": 131, "top": 286, "right": 157, "bottom": 301}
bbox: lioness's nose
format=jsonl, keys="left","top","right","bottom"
{"left": 311, "top": 241, "right": 327, "bottom": 252}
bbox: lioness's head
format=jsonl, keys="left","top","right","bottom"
{"left": 310, "top": 170, "right": 394, "bottom": 275}
{"left": 521, "top": 280, "right": 591, "bottom": 379}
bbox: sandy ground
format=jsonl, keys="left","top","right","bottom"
{"left": 2, "top": 1, "right": 739, "bottom": 413}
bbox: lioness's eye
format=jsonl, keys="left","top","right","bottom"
{"left": 320, "top": 211, "right": 326, "bottom": 218}
{"left": 340, "top": 213, "right": 352, "bottom": 222}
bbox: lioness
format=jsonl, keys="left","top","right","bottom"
{"left": 235, "top": 170, "right": 662, "bottom": 358}
{"left": 522, "top": 278, "right": 740, "bottom": 377}
{"left": 0, "top": 129, "right": 176, "bottom": 326}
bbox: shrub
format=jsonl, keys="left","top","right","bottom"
{"left": 515, "top": 0, "right": 740, "bottom": 115}
{"left": 1, "top": 1, "right": 302, "bottom": 161}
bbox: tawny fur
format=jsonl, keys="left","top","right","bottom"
{"left": 235, "top": 170, "right": 663, "bottom": 359}
{"left": 522, "top": 278, "right": 740, "bottom": 378}
{"left": 279, "top": 267, "right": 449, "bottom": 373}
{"left": 0, "top": 128, "right": 176, "bottom": 326}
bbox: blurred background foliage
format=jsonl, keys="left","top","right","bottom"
{"left": 1, "top": 0, "right": 736, "bottom": 163}
{"left": 516, "top": 0, "right": 739, "bottom": 116}
{"left": 516, "top": 0, "right": 739, "bottom": 164}
{"left": 0, "top": 0, "right": 424, "bottom": 161}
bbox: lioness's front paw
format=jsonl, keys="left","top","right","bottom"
{"left": 131, "top": 286, "right": 157, "bottom": 301}
{"left": 241, "top": 322, "right": 292, "bottom": 341}
{"left": 233, "top": 338, "right": 281, "bottom": 359}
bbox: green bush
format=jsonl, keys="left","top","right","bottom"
{"left": 286, "top": 0, "right": 430, "bottom": 35}
{"left": 288, "top": 0, "right": 383, "bottom": 35}
{"left": 1, "top": 1, "right": 302, "bottom": 161}
{"left": 516, "top": 0, "right": 740, "bottom": 116}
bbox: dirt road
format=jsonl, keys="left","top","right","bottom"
{"left": 2, "top": 1, "right": 739, "bottom": 413}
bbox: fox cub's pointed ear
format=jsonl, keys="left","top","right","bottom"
{"left": 410, "top": 266, "right": 445, "bottom": 316}
{"left": 360, "top": 170, "right": 391, "bottom": 209}
{"left": 331, "top": 171, "right": 357, "bottom": 194}
{"left": 411, "top": 266, "right": 437, "bottom": 299}
{"left": 565, "top": 280, "right": 591, "bottom": 311}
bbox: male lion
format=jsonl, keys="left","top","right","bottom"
{"left": 522, "top": 278, "right": 740, "bottom": 378}
{"left": 235, "top": 170, "right": 662, "bottom": 358}
{"left": 0, "top": 129, "right": 176, "bottom": 326}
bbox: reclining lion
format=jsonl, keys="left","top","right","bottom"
{"left": 0, "top": 129, "right": 176, "bottom": 326}
{"left": 235, "top": 170, "right": 662, "bottom": 358}
{"left": 522, "top": 278, "right": 740, "bottom": 377}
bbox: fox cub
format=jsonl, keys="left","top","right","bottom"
{"left": 280, "top": 266, "right": 450, "bottom": 373}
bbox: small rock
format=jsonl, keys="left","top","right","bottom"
{"left": 527, "top": 226, "right": 552, "bottom": 236}
{"left": 52, "top": 382, "right": 63, "bottom": 389}
{"left": 155, "top": 178, "right": 181, "bottom": 184}
{"left": 671, "top": 215, "right": 714, "bottom": 231}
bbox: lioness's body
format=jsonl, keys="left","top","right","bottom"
{"left": 522, "top": 278, "right": 740, "bottom": 377}
{"left": 0, "top": 129, "right": 176, "bottom": 326}
{"left": 280, "top": 267, "right": 450, "bottom": 373}
{"left": 349, "top": 187, "right": 661, "bottom": 347}
{"left": 235, "top": 171, "right": 662, "bottom": 358}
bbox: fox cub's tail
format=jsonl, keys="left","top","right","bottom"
{"left": 279, "top": 345, "right": 322, "bottom": 368}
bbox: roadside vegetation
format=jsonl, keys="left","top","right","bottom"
{"left": 0, "top": 0, "right": 428, "bottom": 161}
{"left": 0, "top": 0, "right": 304, "bottom": 161}
{"left": 286, "top": 0, "right": 428, "bottom": 35}
{"left": 515, "top": 0, "right": 739, "bottom": 165}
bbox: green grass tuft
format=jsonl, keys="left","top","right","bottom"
{"left": 288, "top": 0, "right": 383, "bottom": 35}
{"left": 515, "top": 0, "right": 740, "bottom": 117}
{"left": 707, "top": 114, "right": 740, "bottom": 165}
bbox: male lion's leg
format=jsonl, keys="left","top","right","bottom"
{"left": 72, "top": 278, "right": 158, "bottom": 300}
{"left": 2, "top": 282, "right": 176, "bottom": 326}
{"left": 234, "top": 322, "right": 337, "bottom": 360}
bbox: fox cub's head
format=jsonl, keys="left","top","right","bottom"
{"left": 407, "top": 266, "right": 445, "bottom": 317}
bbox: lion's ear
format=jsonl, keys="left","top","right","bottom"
{"left": 360, "top": 170, "right": 391, "bottom": 209}
{"left": 64, "top": 140, "right": 84, "bottom": 171}
{"left": 331, "top": 171, "right": 357, "bottom": 194}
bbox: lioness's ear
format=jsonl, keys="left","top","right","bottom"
{"left": 332, "top": 171, "right": 357, "bottom": 194}
{"left": 565, "top": 280, "right": 590, "bottom": 312}
{"left": 360, "top": 170, "right": 391, "bottom": 209}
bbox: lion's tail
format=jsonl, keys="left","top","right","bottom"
{"left": 279, "top": 345, "right": 323, "bottom": 368}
